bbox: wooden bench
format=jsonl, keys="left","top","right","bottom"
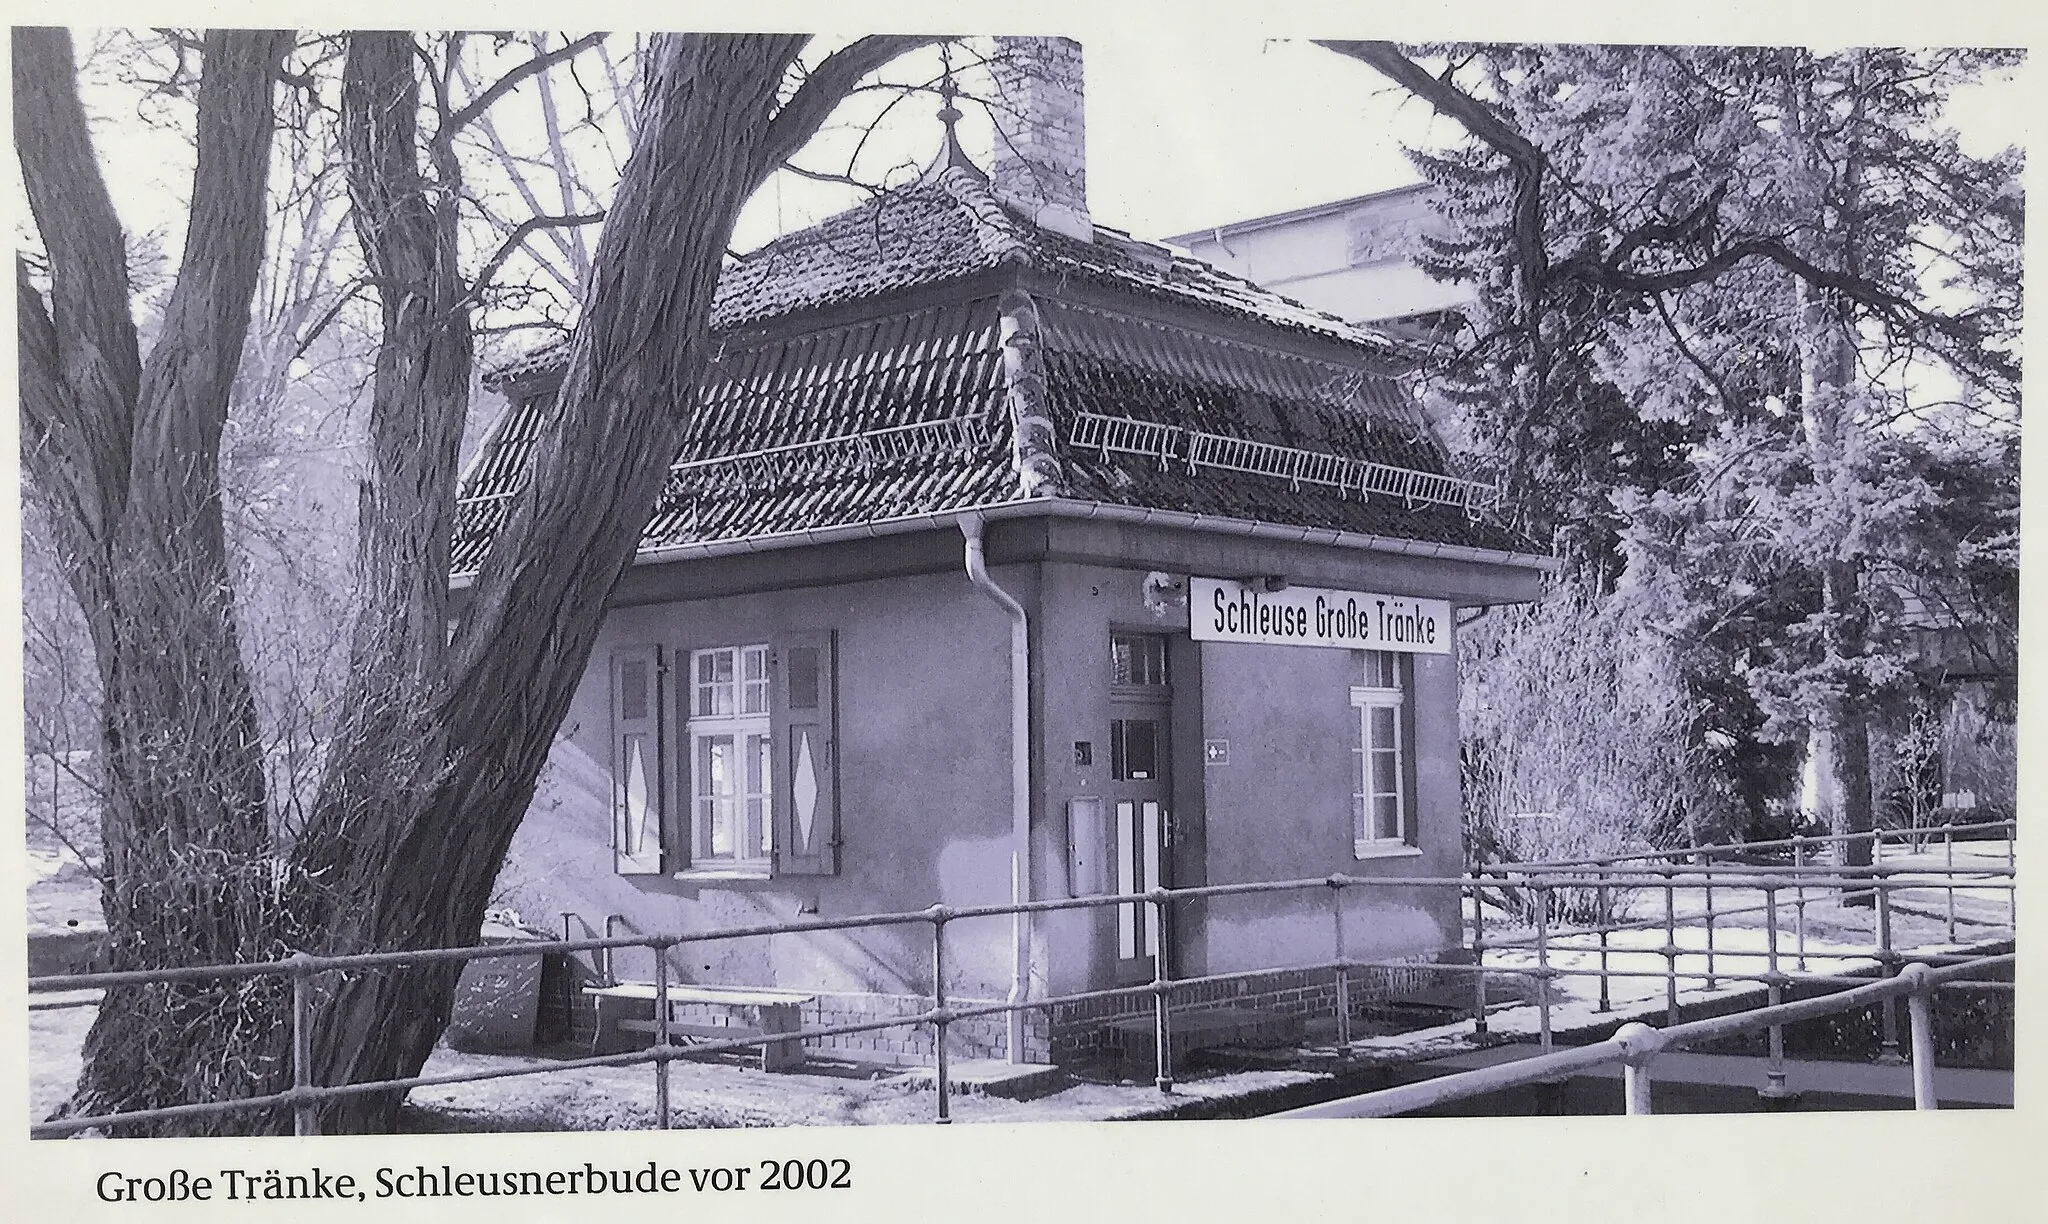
{"left": 585, "top": 983, "right": 815, "bottom": 1072}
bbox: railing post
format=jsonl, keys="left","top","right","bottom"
{"left": 1329, "top": 876, "right": 1351, "bottom": 1047}
{"left": 1469, "top": 875, "right": 1488, "bottom": 1037}
{"left": 1151, "top": 890, "right": 1174, "bottom": 1094}
{"left": 1902, "top": 964, "right": 1939, "bottom": 1110}
{"left": 1944, "top": 827, "right": 1957, "bottom": 944}
{"left": 1793, "top": 835, "right": 1809, "bottom": 971}
{"left": 930, "top": 905, "right": 952, "bottom": 1123}
{"left": 1875, "top": 870, "right": 1904, "bottom": 1065}
{"left": 1700, "top": 850, "right": 1717, "bottom": 990}
{"left": 1596, "top": 873, "right": 1611, "bottom": 1015}
{"left": 2006, "top": 828, "right": 2018, "bottom": 931}
{"left": 651, "top": 938, "right": 673, "bottom": 1130}
{"left": 1760, "top": 887, "right": 1790, "bottom": 1101}
{"left": 1662, "top": 863, "right": 1679, "bottom": 1027}
{"left": 289, "top": 952, "right": 318, "bottom": 1137}
{"left": 602, "top": 914, "right": 623, "bottom": 985}
{"left": 1534, "top": 884, "right": 1553, "bottom": 1056}
{"left": 1615, "top": 1022, "right": 1661, "bottom": 1116}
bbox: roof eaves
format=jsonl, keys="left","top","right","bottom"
{"left": 580, "top": 495, "right": 1556, "bottom": 579}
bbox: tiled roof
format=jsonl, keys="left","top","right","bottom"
{"left": 453, "top": 290, "right": 1531, "bottom": 573}
{"left": 455, "top": 301, "right": 1015, "bottom": 573}
{"left": 455, "top": 167, "right": 1538, "bottom": 573}
{"left": 483, "top": 167, "right": 1397, "bottom": 390}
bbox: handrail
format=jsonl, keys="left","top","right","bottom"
{"left": 1275, "top": 954, "right": 2012, "bottom": 1118}
{"left": 27, "top": 850, "right": 2014, "bottom": 1137}
{"left": 1505, "top": 817, "right": 2014, "bottom": 871}
{"left": 29, "top": 866, "right": 2013, "bottom": 996}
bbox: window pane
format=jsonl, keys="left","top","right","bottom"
{"left": 751, "top": 733, "right": 773, "bottom": 855}
{"left": 1370, "top": 704, "right": 1398, "bottom": 744}
{"left": 686, "top": 644, "right": 775, "bottom": 864}
{"left": 1371, "top": 750, "right": 1398, "bottom": 793}
{"left": 1111, "top": 634, "right": 1168, "bottom": 687}
{"left": 742, "top": 645, "right": 769, "bottom": 715}
{"left": 1359, "top": 650, "right": 1399, "bottom": 690}
{"left": 712, "top": 799, "right": 734, "bottom": 856}
{"left": 1111, "top": 719, "right": 1159, "bottom": 781}
{"left": 695, "top": 648, "right": 737, "bottom": 717}
{"left": 1374, "top": 795, "right": 1401, "bottom": 841}
{"left": 698, "top": 734, "right": 736, "bottom": 856}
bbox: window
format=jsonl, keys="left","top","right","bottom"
{"left": 1111, "top": 633, "right": 1170, "bottom": 688}
{"left": 599, "top": 633, "right": 838, "bottom": 881}
{"left": 1351, "top": 650, "right": 1413, "bottom": 856}
{"left": 689, "top": 645, "right": 774, "bottom": 871}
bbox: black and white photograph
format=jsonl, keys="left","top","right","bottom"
{"left": 10, "top": 4, "right": 2034, "bottom": 1218}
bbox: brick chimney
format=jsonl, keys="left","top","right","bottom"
{"left": 989, "top": 36, "right": 1092, "bottom": 242}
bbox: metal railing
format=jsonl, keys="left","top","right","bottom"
{"left": 1275, "top": 953, "right": 2015, "bottom": 1118}
{"left": 27, "top": 822, "right": 2012, "bottom": 1137}
{"left": 1066, "top": 409, "right": 1501, "bottom": 513}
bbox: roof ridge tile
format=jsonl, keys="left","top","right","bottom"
{"left": 932, "top": 166, "right": 1034, "bottom": 266}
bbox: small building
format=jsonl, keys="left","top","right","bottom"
{"left": 462, "top": 38, "right": 1551, "bottom": 1066}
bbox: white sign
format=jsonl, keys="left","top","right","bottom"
{"left": 1190, "top": 578, "right": 1452, "bottom": 654}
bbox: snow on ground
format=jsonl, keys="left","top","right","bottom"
{"left": 403, "top": 1048, "right": 1319, "bottom": 1131}
{"left": 1478, "top": 857, "right": 2013, "bottom": 1013}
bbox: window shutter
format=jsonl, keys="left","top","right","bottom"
{"left": 610, "top": 645, "right": 665, "bottom": 874}
{"left": 773, "top": 630, "right": 839, "bottom": 875}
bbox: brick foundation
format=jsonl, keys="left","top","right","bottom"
{"left": 1046, "top": 960, "right": 1470, "bottom": 1063}
{"left": 545, "top": 955, "right": 1468, "bottom": 1069}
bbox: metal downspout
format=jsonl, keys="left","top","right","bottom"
{"left": 961, "top": 513, "right": 1033, "bottom": 1063}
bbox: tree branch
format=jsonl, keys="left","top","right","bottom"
{"left": 1318, "top": 39, "right": 1548, "bottom": 321}
{"left": 442, "top": 31, "right": 607, "bottom": 144}
{"left": 467, "top": 210, "right": 606, "bottom": 303}
{"left": 16, "top": 260, "right": 112, "bottom": 565}
{"left": 1651, "top": 291, "right": 1744, "bottom": 417}
{"left": 135, "top": 29, "right": 295, "bottom": 459}
{"left": 755, "top": 35, "right": 940, "bottom": 185}
{"left": 12, "top": 25, "right": 144, "bottom": 511}
{"left": 1324, "top": 39, "right": 2019, "bottom": 403}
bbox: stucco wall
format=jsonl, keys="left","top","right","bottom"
{"left": 496, "top": 545, "right": 1471, "bottom": 1027}
{"left": 1194, "top": 619, "right": 1464, "bottom": 978}
{"left": 1026, "top": 561, "right": 1464, "bottom": 993}
{"left": 497, "top": 563, "right": 1031, "bottom": 1001}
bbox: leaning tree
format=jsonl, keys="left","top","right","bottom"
{"left": 19, "top": 27, "right": 934, "bottom": 1135}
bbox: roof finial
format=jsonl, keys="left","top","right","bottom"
{"left": 926, "top": 42, "right": 985, "bottom": 181}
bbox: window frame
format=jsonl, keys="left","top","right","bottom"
{"left": 1350, "top": 650, "right": 1419, "bottom": 859}
{"left": 681, "top": 643, "right": 775, "bottom": 878}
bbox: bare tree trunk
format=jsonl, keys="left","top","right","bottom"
{"left": 288, "top": 33, "right": 928, "bottom": 1134}
{"left": 24, "top": 28, "right": 930, "bottom": 1136}
{"left": 18, "top": 27, "right": 297, "bottom": 1133}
